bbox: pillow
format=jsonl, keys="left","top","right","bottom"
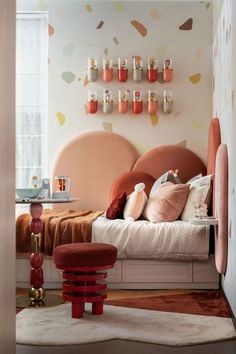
{"left": 181, "top": 175, "right": 212, "bottom": 221}
{"left": 123, "top": 183, "right": 147, "bottom": 221}
{"left": 143, "top": 182, "right": 190, "bottom": 223}
{"left": 106, "top": 192, "right": 127, "bottom": 219}
{"left": 150, "top": 170, "right": 181, "bottom": 197}
{"left": 110, "top": 171, "right": 155, "bottom": 201}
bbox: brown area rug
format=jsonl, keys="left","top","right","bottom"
{"left": 105, "top": 290, "right": 231, "bottom": 318}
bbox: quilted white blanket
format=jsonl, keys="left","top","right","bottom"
{"left": 92, "top": 217, "right": 210, "bottom": 261}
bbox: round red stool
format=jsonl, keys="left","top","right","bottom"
{"left": 53, "top": 243, "right": 117, "bottom": 318}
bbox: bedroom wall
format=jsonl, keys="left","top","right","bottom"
{"left": 17, "top": 0, "right": 212, "bottom": 171}
{"left": 213, "top": 0, "right": 236, "bottom": 317}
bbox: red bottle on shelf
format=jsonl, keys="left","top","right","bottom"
{"left": 118, "top": 89, "right": 129, "bottom": 113}
{"left": 87, "top": 90, "right": 98, "bottom": 114}
{"left": 103, "top": 58, "right": 113, "bottom": 82}
{"left": 118, "top": 58, "right": 128, "bottom": 82}
{"left": 147, "top": 58, "right": 158, "bottom": 82}
{"left": 147, "top": 89, "right": 158, "bottom": 114}
{"left": 132, "top": 89, "right": 143, "bottom": 114}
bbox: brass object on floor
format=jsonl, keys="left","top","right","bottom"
{"left": 16, "top": 293, "right": 64, "bottom": 309}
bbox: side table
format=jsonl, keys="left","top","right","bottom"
{"left": 16, "top": 198, "right": 79, "bottom": 308}
{"left": 189, "top": 217, "right": 219, "bottom": 226}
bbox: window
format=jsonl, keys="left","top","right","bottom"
{"left": 16, "top": 13, "right": 48, "bottom": 188}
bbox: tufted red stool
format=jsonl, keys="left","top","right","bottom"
{"left": 53, "top": 243, "right": 117, "bottom": 318}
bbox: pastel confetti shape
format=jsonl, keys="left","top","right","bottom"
{"left": 37, "top": 0, "right": 48, "bottom": 11}
{"left": 191, "top": 120, "right": 203, "bottom": 129}
{"left": 195, "top": 48, "right": 203, "bottom": 59}
{"left": 150, "top": 113, "right": 159, "bottom": 127}
{"left": 176, "top": 140, "right": 187, "bottom": 148}
{"left": 48, "top": 24, "right": 55, "bottom": 37}
{"left": 104, "top": 48, "right": 108, "bottom": 56}
{"left": 130, "top": 20, "right": 147, "bottom": 37}
{"left": 132, "top": 55, "right": 142, "bottom": 61}
{"left": 63, "top": 43, "right": 75, "bottom": 56}
{"left": 83, "top": 75, "right": 89, "bottom": 87}
{"left": 113, "top": 37, "right": 119, "bottom": 45}
{"left": 84, "top": 104, "right": 88, "bottom": 115}
{"left": 205, "top": 2, "right": 210, "bottom": 10}
{"left": 133, "top": 142, "right": 146, "bottom": 155}
{"left": 96, "top": 20, "right": 104, "bottom": 29}
{"left": 103, "top": 122, "right": 113, "bottom": 132}
{"left": 113, "top": 1, "right": 124, "bottom": 12}
{"left": 156, "top": 43, "right": 168, "bottom": 58}
{"left": 189, "top": 73, "right": 201, "bottom": 84}
{"left": 61, "top": 71, "right": 76, "bottom": 84}
{"left": 57, "top": 112, "right": 65, "bottom": 126}
{"left": 149, "top": 9, "right": 160, "bottom": 21}
{"left": 86, "top": 4, "right": 92, "bottom": 13}
{"left": 179, "top": 18, "right": 193, "bottom": 31}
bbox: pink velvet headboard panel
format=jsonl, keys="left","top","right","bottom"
{"left": 207, "top": 118, "right": 221, "bottom": 175}
{"left": 214, "top": 144, "right": 228, "bottom": 275}
{"left": 133, "top": 145, "right": 206, "bottom": 183}
{"left": 51, "top": 131, "right": 139, "bottom": 210}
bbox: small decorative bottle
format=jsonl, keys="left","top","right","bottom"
{"left": 87, "top": 58, "right": 98, "bottom": 82}
{"left": 103, "top": 89, "right": 113, "bottom": 114}
{"left": 103, "top": 58, "right": 113, "bottom": 82}
{"left": 87, "top": 90, "right": 98, "bottom": 114}
{"left": 118, "top": 58, "right": 128, "bottom": 82}
{"left": 132, "top": 89, "right": 143, "bottom": 114}
{"left": 147, "top": 89, "right": 158, "bottom": 114}
{"left": 133, "top": 57, "right": 143, "bottom": 82}
{"left": 118, "top": 89, "right": 128, "bottom": 113}
{"left": 147, "top": 58, "right": 158, "bottom": 83}
{"left": 162, "top": 89, "right": 173, "bottom": 114}
{"left": 163, "top": 59, "right": 173, "bottom": 82}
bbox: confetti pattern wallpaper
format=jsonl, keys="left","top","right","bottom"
{"left": 18, "top": 0, "right": 212, "bottom": 173}
{"left": 213, "top": 0, "right": 236, "bottom": 318}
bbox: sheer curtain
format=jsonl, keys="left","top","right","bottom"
{"left": 16, "top": 13, "right": 48, "bottom": 188}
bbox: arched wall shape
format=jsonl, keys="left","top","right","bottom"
{"left": 214, "top": 144, "right": 228, "bottom": 275}
{"left": 133, "top": 145, "right": 206, "bottom": 183}
{"left": 207, "top": 118, "right": 221, "bottom": 175}
{"left": 51, "top": 131, "right": 139, "bottom": 210}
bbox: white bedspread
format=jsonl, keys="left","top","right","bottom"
{"left": 92, "top": 217, "right": 210, "bottom": 261}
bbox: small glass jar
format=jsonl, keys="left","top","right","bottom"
{"left": 103, "top": 89, "right": 113, "bottom": 114}
{"left": 118, "top": 89, "right": 128, "bottom": 113}
{"left": 118, "top": 58, "right": 128, "bottom": 82}
{"left": 87, "top": 90, "right": 98, "bottom": 114}
{"left": 147, "top": 58, "right": 158, "bottom": 82}
{"left": 132, "top": 89, "right": 143, "bottom": 114}
{"left": 147, "top": 89, "right": 158, "bottom": 114}
{"left": 133, "top": 57, "right": 143, "bottom": 82}
{"left": 103, "top": 58, "right": 113, "bottom": 82}
{"left": 162, "top": 89, "right": 173, "bottom": 114}
{"left": 87, "top": 58, "right": 98, "bottom": 82}
{"left": 163, "top": 59, "right": 173, "bottom": 82}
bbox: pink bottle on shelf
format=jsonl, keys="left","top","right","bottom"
{"left": 147, "top": 58, "right": 158, "bottom": 82}
{"left": 163, "top": 59, "right": 173, "bottom": 82}
{"left": 87, "top": 90, "right": 98, "bottom": 114}
{"left": 118, "top": 58, "right": 128, "bottom": 82}
{"left": 118, "top": 89, "right": 128, "bottom": 113}
{"left": 147, "top": 89, "right": 158, "bottom": 114}
{"left": 103, "top": 58, "right": 113, "bottom": 82}
{"left": 132, "top": 89, "right": 143, "bottom": 114}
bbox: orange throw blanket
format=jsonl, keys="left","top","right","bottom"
{"left": 16, "top": 209, "right": 104, "bottom": 256}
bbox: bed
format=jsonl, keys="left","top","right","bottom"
{"left": 16, "top": 118, "right": 227, "bottom": 289}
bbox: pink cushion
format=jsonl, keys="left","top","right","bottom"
{"left": 144, "top": 182, "right": 190, "bottom": 223}
{"left": 123, "top": 183, "right": 147, "bottom": 221}
{"left": 110, "top": 172, "right": 155, "bottom": 201}
{"left": 207, "top": 118, "right": 221, "bottom": 175}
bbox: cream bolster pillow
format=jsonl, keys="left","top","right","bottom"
{"left": 181, "top": 174, "right": 212, "bottom": 221}
{"left": 143, "top": 182, "right": 190, "bottom": 223}
{"left": 123, "top": 183, "right": 147, "bottom": 221}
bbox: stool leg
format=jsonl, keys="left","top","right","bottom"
{"left": 72, "top": 302, "right": 84, "bottom": 318}
{"left": 92, "top": 301, "right": 103, "bottom": 315}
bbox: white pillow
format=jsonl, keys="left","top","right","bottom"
{"left": 181, "top": 175, "right": 212, "bottom": 221}
{"left": 123, "top": 183, "right": 147, "bottom": 221}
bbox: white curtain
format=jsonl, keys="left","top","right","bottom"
{"left": 16, "top": 13, "right": 48, "bottom": 188}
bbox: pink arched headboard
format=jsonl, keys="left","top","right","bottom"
{"left": 133, "top": 145, "right": 206, "bottom": 183}
{"left": 51, "top": 131, "right": 139, "bottom": 210}
{"left": 214, "top": 144, "right": 228, "bottom": 275}
{"left": 207, "top": 118, "right": 221, "bottom": 175}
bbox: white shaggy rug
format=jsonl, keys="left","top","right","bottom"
{"left": 16, "top": 303, "right": 236, "bottom": 347}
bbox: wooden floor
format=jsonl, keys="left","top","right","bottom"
{"left": 16, "top": 288, "right": 236, "bottom": 354}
